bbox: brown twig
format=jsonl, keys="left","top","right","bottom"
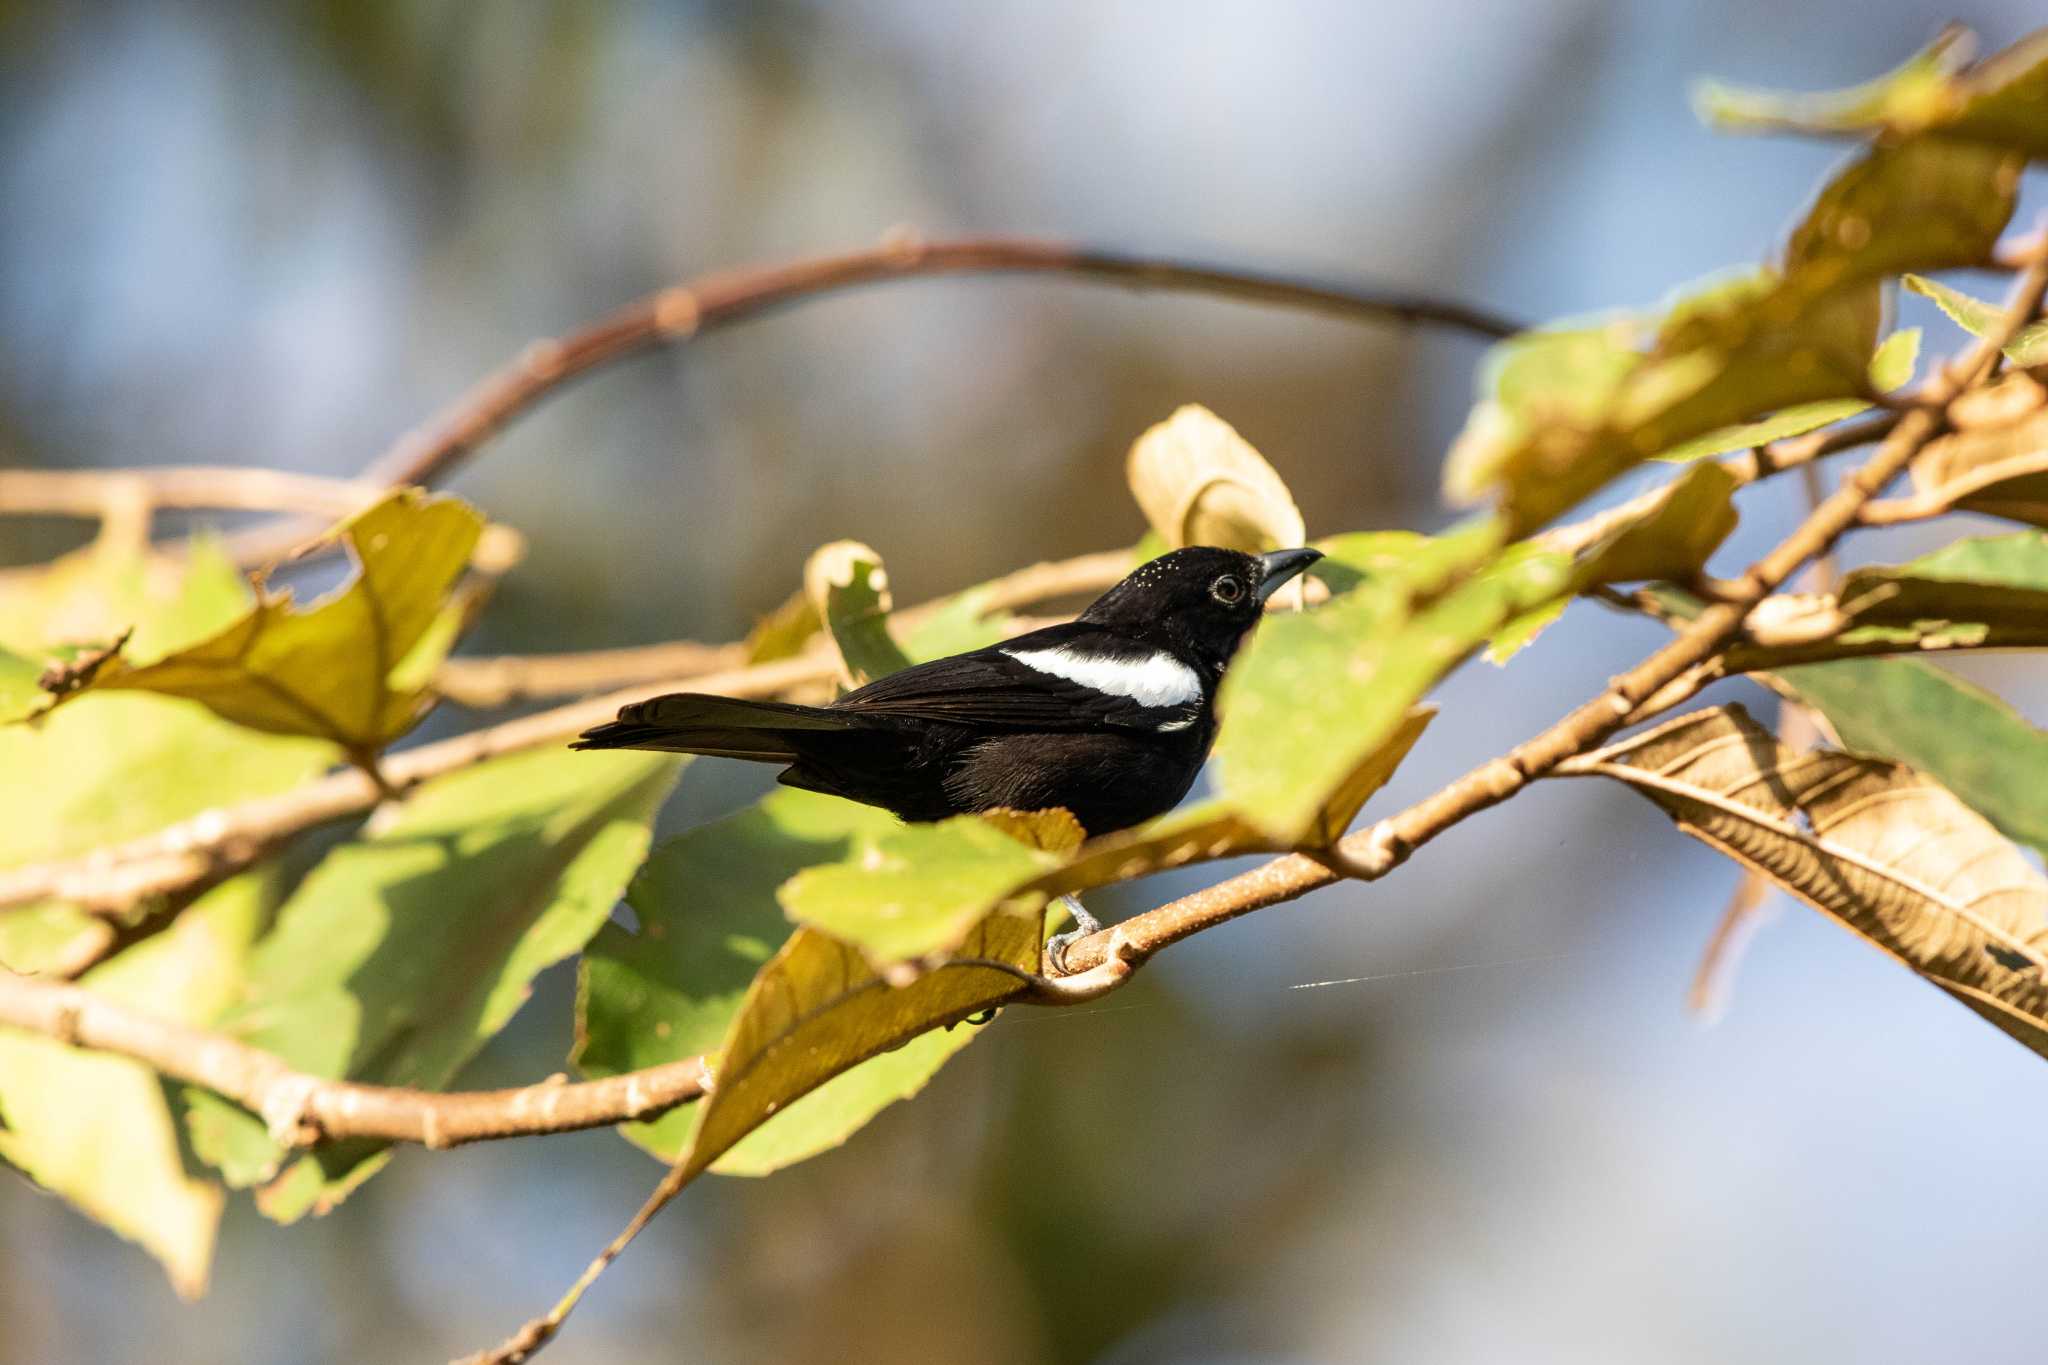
{"left": 221, "top": 235, "right": 1523, "bottom": 566}
{"left": 432, "top": 548, "right": 1136, "bottom": 708}
{"left": 1048, "top": 237, "right": 2048, "bottom": 979}
{"left": 0, "top": 651, "right": 836, "bottom": 912}
{"left": 0, "top": 967, "right": 706, "bottom": 1147}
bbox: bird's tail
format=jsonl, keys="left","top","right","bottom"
{"left": 571, "top": 692, "right": 863, "bottom": 761}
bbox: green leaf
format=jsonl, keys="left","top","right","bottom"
{"left": 1837, "top": 530, "right": 2048, "bottom": 631}
{"left": 1448, "top": 130, "right": 2016, "bottom": 534}
{"left": 1694, "top": 28, "right": 1971, "bottom": 137}
{"left": 900, "top": 585, "right": 1016, "bottom": 661}
{"left": 742, "top": 587, "right": 821, "bottom": 664}
{"left": 1696, "top": 26, "right": 2048, "bottom": 158}
{"left": 0, "top": 644, "right": 44, "bottom": 724}
{"left": 1216, "top": 524, "right": 1568, "bottom": 840}
{"left": 31, "top": 490, "right": 484, "bottom": 756}
{"left": 0, "top": 540, "right": 337, "bottom": 928}
{"left": 1774, "top": 658, "right": 2048, "bottom": 858}
{"left": 1904, "top": 274, "right": 2048, "bottom": 366}
{"left": 203, "top": 745, "right": 679, "bottom": 1220}
{"left": 1782, "top": 139, "right": 2019, "bottom": 294}
{"left": 0, "top": 870, "right": 280, "bottom": 1297}
{"left": 1576, "top": 461, "right": 1742, "bottom": 588}
{"left": 805, "top": 541, "right": 913, "bottom": 687}
{"left": 1657, "top": 324, "right": 1920, "bottom": 463}
{"left": 672, "top": 910, "right": 1038, "bottom": 1184}
{"left": 0, "top": 905, "right": 112, "bottom": 976}
{"left": 780, "top": 811, "right": 1082, "bottom": 968}
{"left": 576, "top": 787, "right": 999, "bottom": 1173}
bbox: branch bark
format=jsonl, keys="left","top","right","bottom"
{"left": 1048, "top": 238, "right": 2048, "bottom": 979}
{"left": 220, "top": 235, "right": 1522, "bottom": 565}
{"left": 0, "top": 967, "right": 707, "bottom": 1147}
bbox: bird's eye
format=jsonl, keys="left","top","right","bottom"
{"left": 1210, "top": 574, "right": 1246, "bottom": 604}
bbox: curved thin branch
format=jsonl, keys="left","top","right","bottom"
{"left": 0, "top": 967, "right": 705, "bottom": 1147}
{"left": 220, "top": 235, "right": 1522, "bottom": 565}
{"left": 367, "top": 236, "right": 1523, "bottom": 492}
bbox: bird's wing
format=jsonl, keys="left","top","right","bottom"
{"left": 834, "top": 627, "right": 1201, "bottom": 731}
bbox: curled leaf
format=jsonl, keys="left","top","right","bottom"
{"left": 28, "top": 490, "right": 483, "bottom": 756}
{"left": 1126, "top": 405, "right": 1306, "bottom": 552}
{"left": 805, "top": 540, "right": 912, "bottom": 687}
{"left": 1560, "top": 704, "right": 2048, "bottom": 1061}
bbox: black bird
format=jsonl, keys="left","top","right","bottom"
{"left": 574, "top": 546, "right": 1321, "bottom": 957}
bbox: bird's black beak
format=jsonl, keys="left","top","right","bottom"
{"left": 1255, "top": 547, "right": 1323, "bottom": 602}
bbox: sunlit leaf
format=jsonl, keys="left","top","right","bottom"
{"left": 1760, "top": 531, "right": 2048, "bottom": 856}
{"left": 900, "top": 585, "right": 1016, "bottom": 661}
{"left": 0, "top": 542, "right": 337, "bottom": 929}
{"left": 805, "top": 540, "right": 912, "bottom": 687}
{"left": 742, "top": 586, "right": 821, "bottom": 664}
{"left": 1126, "top": 405, "right": 1306, "bottom": 552}
{"left": 1653, "top": 327, "right": 1917, "bottom": 463}
{"left": 0, "top": 870, "right": 280, "bottom": 1297}
{"left": 1562, "top": 704, "right": 2048, "bottom": 1061}
{"left": 1904, "top": 274, "right": 2048, "bottom": 367}
{"left": 1781, "top": 139, "right": 2020, "bottom": 294}
{"left": 1694, "top": 27, "right": 1971, "bottom": 136}
{"left": 576, "top": 787, "right": 958, "bottom": 1173}
{"left": 780, "top": 810, "right": 1081, "bottom": 967}
{"left": 1216, "top": 524, "right": 1568, "bottom": 840}
{"left": 1773, "top": 660, "right": 2048, "bottom": 859}
{"left": 1448, "top": 133, "right": 2014, "bottom": 533}
{"left": 198, "top": 746, "right": 678, "bottom": 1220}
{"left": 675, "top": 910, "right": 1040, "bottom": 1185}
{"left": 1696, "top": 26, "right": 2048, "bottom": 158}
{"left": 30, "top": 490, "right": 484, "bottom": 757}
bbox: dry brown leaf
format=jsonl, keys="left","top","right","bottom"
{"left": 1908, "top": 402, "right": 2048, "bottom": 528}
{"left": 1561, "top": 704, "right": 2048, "bottom": 1058}
{"left": 1126, "top": 405, "right": 1307, "bottom": 554}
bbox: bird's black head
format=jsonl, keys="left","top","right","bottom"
{"left": 1078, "top": 545, "right": 1323, "bottom": 671}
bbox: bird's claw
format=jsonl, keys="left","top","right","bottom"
{"left": 1044, "top": 893, "right": 1102, "bottom": 975}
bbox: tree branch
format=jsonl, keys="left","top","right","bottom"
{"left": 1048, "top": 237, "right": 2048, "bottom": 978}
{"left": 0, "top": 967, "right": 706, "bottom": 1148}
{"left": 0, "top": 650, "right": 837, "bottom": 912}
{"left": 433, "top": 548, "right": 1135, "bottom": 708}
{"left": 220, "top": 235, "right": 1523, "bottom": 566}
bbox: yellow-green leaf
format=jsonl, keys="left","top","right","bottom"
{"left": 1696, "top": 26, "right": 2048, "bottom": 159}
{"left": 0, "top": 870, "right": 280, "bottom": 1297}
{"left": 31, "top": 490, "right": 484, "bottom": 755}
{"left": 805, "top": 540, "right": 912, "bottom": 687}
{"left": 779, "top": 811, "right": 1077, "bottom": 967}
{"left": 1216, "top": 524, "right": 1566, "bottom": 840}
{"left": 682, "top": 911, "right": 1038, "bottom": 1183}
{"left": 199, "top": 745, "right": 679, "bottom": 1220}
{"left": 576, "top": 787, "right": 945, "bottom": 1172}
{"left": 1904, "top": 274, "right": 2048, "bottom": 367}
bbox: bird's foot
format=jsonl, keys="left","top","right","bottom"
{"left": 1044, "top": 893, "right": 1102, "bottom": 975}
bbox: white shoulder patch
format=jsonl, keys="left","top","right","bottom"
{"left": 1003, "top": 646, "right": 1203, "bottom": 708}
